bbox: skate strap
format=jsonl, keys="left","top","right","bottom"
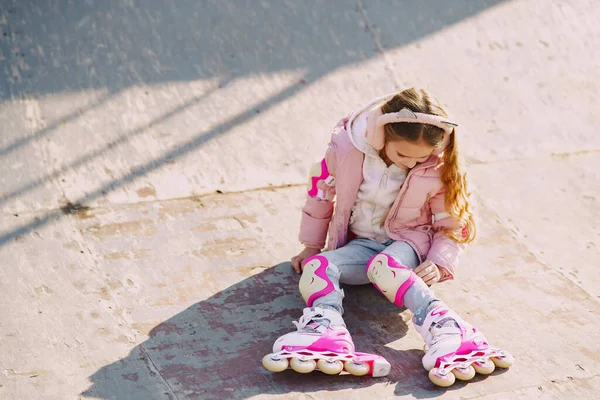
{"left": 433, "top": 317, "right": 457, "bottom": 329}
{"left": 293, "top": 312, "right": 329, "bottom": 333}
{"left": 429, "top": 319, "right": 461, "bottom": 346}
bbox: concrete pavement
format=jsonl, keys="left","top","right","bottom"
{"left": 1, "top": 0, "right": 599, "bottom": 399}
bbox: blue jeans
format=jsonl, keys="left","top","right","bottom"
{"left": 313, "top": 238, "right": 438, "bottom": 325}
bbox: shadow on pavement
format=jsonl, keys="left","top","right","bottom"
{"left": 1, "top": 0, "right": 506, "bottom": 101}
{"left": 81, "top": 262, "right": 456, "bottom": 399}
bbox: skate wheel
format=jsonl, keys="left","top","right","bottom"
{"left": 262, "top": 354, "right": 289, "bottom": 372}
{"left": 491, "top": 352, "right": 514, "bottom": 369}
{"left": 344, "top": 360, "right": 370, "bottom": 376}
{"left": 317, "top": 359, "right": 343, "bottom": 375}
{"left": 429, "top": 368, "right": 456, "bottom": 387}
{"left": 473, "top": 359, "right": 495, "bottom": 375}
{"left": 452, "top": 365, "right": 476, "bottom": 381}
{"left": 290, "top": 357, "right": 316, "bottom": 374}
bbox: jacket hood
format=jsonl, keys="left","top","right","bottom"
{"left": 346, "top": 94, "right": 394, "bottom": 157}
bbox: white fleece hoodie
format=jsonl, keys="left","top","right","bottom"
{"left": 347, "top": 105, "right": 409, "bottom": 243}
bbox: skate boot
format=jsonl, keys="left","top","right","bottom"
{"left": 414, "top": 303, "right": 514, "bottom": 387}
{"left": 261, "top": 306, "right": 391, "bottom": 377}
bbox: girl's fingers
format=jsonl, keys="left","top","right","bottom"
{"left": 425, "top": 277, "right": 438, "bottom": 286}
{"left": 424, "top": 271, "right": 439, "bottom": 283}
{"left": 420, "top": 271, "right": 437, "bottom": 281}
{"left": 414, "top": 261, "right": 434, "bottom": 274}
{"left": 291, "top": 258, "right": 301, "bottom": 274}
{"left": 424, "top": 270, "right": 441, "bottom": 285}
{"left": 413, "top": 264, "right": 426, "bottom": 275}
{"left": 416, "top": 265, "right": 435, "bottom": 278}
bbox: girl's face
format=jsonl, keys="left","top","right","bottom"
{"left": 383, "top": 139, "right": 435, "bottom": 169}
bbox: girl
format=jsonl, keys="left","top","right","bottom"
{"left": 262, "top": 88, "right": 513, "bottom": 387}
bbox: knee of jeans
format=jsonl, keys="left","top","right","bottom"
{"left": 384, "top": 242, "right": 420, "bottom": 269}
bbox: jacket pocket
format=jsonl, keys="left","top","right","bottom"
{"left": 391, "top": 206, "right": 421, "bottom": 225}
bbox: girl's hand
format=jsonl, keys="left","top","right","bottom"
{"left": 291, "top": 247, "right": 322, "bottom": 274}
{"left": 414, "top": 260, "right": 441, "bottom": 286}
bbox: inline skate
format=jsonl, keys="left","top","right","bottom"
{"left": 262, "top": 306, "right": 391, "bottom": 377}
{"left": 415, "top": 303, "right": 514, "bottom": 387}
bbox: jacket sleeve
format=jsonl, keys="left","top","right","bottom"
{"left": 298, "top": 144, "right": 338, "bottom": 250}
{"left": 426, "top": 187, "right": 468, "bottom": 282}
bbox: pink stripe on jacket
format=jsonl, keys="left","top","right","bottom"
{"left": 298, "top": 115, "right": 466, "bottom": 282}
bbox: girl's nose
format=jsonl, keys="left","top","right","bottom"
{"left": 403, "top": 160, "right": 417, "bottom": 168}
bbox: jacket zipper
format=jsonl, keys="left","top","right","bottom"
{"left": 384, "top": 159, "right": 436, "bottom": 231}
{"left": 385, "top": 160, "right": 438, "bottom": 260}
{"left": 371, "top": 163, "right": 389, "bottom": 224}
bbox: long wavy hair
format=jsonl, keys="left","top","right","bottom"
{"left": 381, "top": 88, "right": 475, "bottom": 244}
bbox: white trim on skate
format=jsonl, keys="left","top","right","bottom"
{"left": 273, "top": 333, "right": 321, "bottom": 352}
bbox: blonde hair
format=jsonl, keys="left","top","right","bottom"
{"left": 381, "top": 88, "right": 476, "bottom": 244}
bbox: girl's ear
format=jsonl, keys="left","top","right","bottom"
{"left": 432, "top": 128, "right": 453, "bottom": 156}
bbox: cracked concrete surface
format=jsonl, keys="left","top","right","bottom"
{"left": 1, "top": 0, "right": 599, "bottom": 399}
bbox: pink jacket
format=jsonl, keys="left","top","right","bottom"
{"left": 298, "top": 116, "right": 466, "bottom": 282}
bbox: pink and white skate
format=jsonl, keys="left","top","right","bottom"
{"left": 417, "top": 304, "right": 514, "bottom": 387}
{"left": 262, "top": 307, "right": 391, "bottom": 377}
